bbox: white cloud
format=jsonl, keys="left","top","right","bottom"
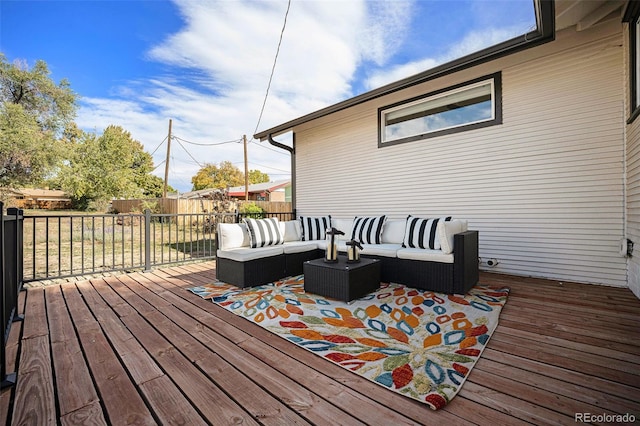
{"left": 78, "top": 0, "right": 402, "bottom": 192}
{"left": 364, "top": 25, "right": 530, "bottom": 90}
{"left": 74, "top": 0, "right": 529, "bottom": 193}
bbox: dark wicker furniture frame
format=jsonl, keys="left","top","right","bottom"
{"left": 215, "top": 231, "right": 478, "bottom": 294}
{"left": 303, "top": 257, "right": 381, "bottom": 302}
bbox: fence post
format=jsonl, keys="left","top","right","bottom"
{"left": 144, "top": 209, "right": 152, "bottom": 272}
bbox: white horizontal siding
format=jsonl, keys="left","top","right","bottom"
{"left": 295, "top": 26, "right": 626, "bottom": 287}
{"left": 625, "top": 19, "right": 640, "bottom": 298}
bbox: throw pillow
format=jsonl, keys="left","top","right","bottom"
{"left": 402, "top": 216, "right": 452, "bottom": 250}
{"left": 243, "top": 217, "right": 284, "bottom": 248}
{"left": 351, "top": 215, "right": 386, "bottom": 244}
{"left": 299, "top": 215, "right": 331, "bottom": 241}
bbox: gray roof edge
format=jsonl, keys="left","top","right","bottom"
{"left": 254, "top": 0, "right": 555, "bottom": 141}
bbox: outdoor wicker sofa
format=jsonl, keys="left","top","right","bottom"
{"left": 215, "top": 215, "right": 479, "bottom": 294}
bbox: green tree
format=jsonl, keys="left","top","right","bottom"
{"left": 191, "top": 161, "right": 244, "bottom": 190}
{"left": 0, "top": 55, "right": 78, "bottom": 191}
{"left": 138, "top": 174, "right": 175, "bottom": 198}
{"left": 55, "top": 125, "right": 159, "bottom": 210}
{"left": 248, "top": 169, "right": 270, "bottom": 184}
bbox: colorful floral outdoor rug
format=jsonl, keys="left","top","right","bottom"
{"left": 188, "top": 276, "right": 509, "bottom": 410}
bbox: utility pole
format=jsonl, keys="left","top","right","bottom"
{"left": 243, "top": 134, "right": 249, "bottom": 201}
{"left": 163, "top": 119, "right": 172, "bottom": 198}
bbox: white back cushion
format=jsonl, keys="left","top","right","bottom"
{"left": 437, "top": 220, "right": 468, "bottom": 254}
{"left": 217, "top": 223, "right": 250, "bottom": 250}
{"left": 332, "top": 218, "right": 354, "bottom": 241}
{"left": 381, "top": 219, "right": 407, "bottom": 244}
{"left": 280, "top": 220, "right": 302, "bottom": 242}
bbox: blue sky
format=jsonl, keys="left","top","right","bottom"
{"left": 1, "top": 0, "right": 536, "bottom": 192}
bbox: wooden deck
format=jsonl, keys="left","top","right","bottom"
{"left": 2, "top": 261, "right": 639, "bottom": 425}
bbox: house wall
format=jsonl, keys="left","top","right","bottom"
{"left": 294, "top": 18, "right": 627, "bottom": 287}
{"left": 624, "top": 22, "right": 640, "bottom": 298}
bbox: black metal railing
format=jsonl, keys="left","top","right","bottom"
{"left": 1, "top": 206, "right": 295, "bottom": 389}
{"left": 23, "top": 209, "right": 296, "bottom": 282}
{"left": 2, "top": 204, "right": 24, "bottom": 389}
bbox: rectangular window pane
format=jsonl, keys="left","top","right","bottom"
{"left": 381, "top": 79, "right": 495, "bottom": 143}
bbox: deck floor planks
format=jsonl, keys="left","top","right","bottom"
{"left": 475, "top": 357, "right": 640, "bottom": 414}
{"left": 152, "top": 266, "right": 486, "bottom": 425}
{"left": 129, "top": 271, "right": 370, "bottom": 426}
{"left": 1, "top": 290, "right": 25, "bottom": 426}
{"left": 60, "top": 283, "right": 156, "bottom": 426}
{"left": 10, "top": 288, "right": 56, "bottom": 426}
{"left": 111, "top": 274, "right": 316, "bottom": 425}
{"left": 10, "top": 335, "right": 56, "bottom": 426}
{"left": 119, "top": 311, "right": 261, "bottom": 426}
{"left": 147, "top": 267, "right": 436, "bottom": 424}
{"left": 138, "top": 270, "right": 429, "bottom": 425}
{"left": 45, "top": 285, "right": 100, "bottom": 418}
{"left": 4, "top": 261, "right": 640, "bottom": 425}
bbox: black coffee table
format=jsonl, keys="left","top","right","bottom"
{"left": 303, "top": 256, "right": 381, "bottom": 303}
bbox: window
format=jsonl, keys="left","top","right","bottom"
{"left": 625, "top": 2, "right": 640, "bottom": 123}
{"left": 379, "top": 73, "right": 502, "bottom": 146}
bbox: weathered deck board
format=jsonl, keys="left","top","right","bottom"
{"left": 3, "top": 261, "right": 639, "bottom": 425}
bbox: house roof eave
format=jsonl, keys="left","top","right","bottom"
{"left": 254, "top": 0, "right": 555, "bottom": 141}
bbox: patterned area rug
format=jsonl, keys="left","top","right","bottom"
{"left": 188, "top": 276, "right": 509, "bottom": 410}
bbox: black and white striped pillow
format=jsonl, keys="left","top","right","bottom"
{"left": 243, "top": 218, "right": 284, "bottom": 248}
{"left": 402, "top": 216, "right": 452, "bottom": 250}
{"left": 299, "top": 216, "right": 331, "bottom": 241}
{"left": 351, "top": 215, "right": 386, "bottom": 244}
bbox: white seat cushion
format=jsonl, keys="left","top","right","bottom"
{"left": 360, "top": 243, "right": 401, "bottom": 258}
{"left": 381, "top": 219, "right": 406, "bottom": 244}
{"left": 282, "top": 241, "right": 320, "bottom": 254}
{"left": 396, "top": 248, "right": 454, "bottom": 263}
{"left": 217, "top": 246, "right": 284, "bottom": 262}
{"left": 217, "top": 223, "right": 250, "bottom": 250}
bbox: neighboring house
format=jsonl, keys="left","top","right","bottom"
{"left": 255, "top": 0, "right": 640, "bottom": 298}
{"left": 7, "top": 188, "right": 72, "bottom": 210}
{"left": 179, "top": 188, "right": 225, "bottom": 200}
{"left": 226, "top": 180, "right": 292, "bottom": 202}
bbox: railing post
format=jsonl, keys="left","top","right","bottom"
{"left": 144, "top": 209, "right": 152, "bottom": 272}
{"left": 1, "top": 203, "right": 19, "bottom": 389}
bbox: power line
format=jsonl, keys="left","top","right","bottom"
{"left": 149, "top": 136, "right": 167, "bottom": 156}
{"left": 244, "top": 161, "right": 290, "bottom": 173}
{"left": 250, "top": 139, "right": 289, "bottom": 156}
{"left": 172, "top": 135, "right": 242, "bottom": 146}
{"left": 174, "top": 137, "right": 205, "bottom": 168}
{"left": 252, "top": 0, "right": 291, "bottom": 137}
{"left": 152, "top": 159, "right": 165, "bottom": 171}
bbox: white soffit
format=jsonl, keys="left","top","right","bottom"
{"left": 555, "top": 0, "right": 625, "bottom": 31}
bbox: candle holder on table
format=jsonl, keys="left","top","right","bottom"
{"left": 346, "top": 239, "right": 363, "bottom": 263}
{"left": 324, "top": 227, "right": 344, "bottom": 263}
